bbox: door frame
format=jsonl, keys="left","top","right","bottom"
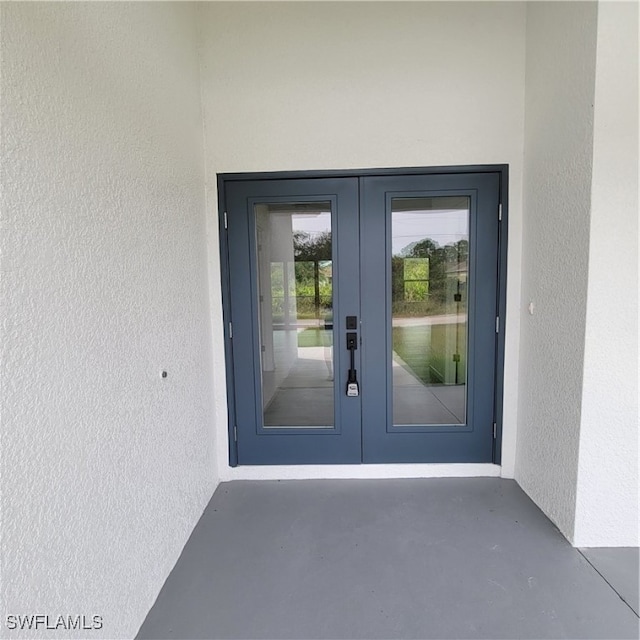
{"left": 217, "top": 165, "right": 509, "bottom": 467}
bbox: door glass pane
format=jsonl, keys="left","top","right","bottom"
{"left": 254, "top": 203, "right": 334, "bottom": 428}
{"left": 391, "top": 197, "right": 469, "bottom": 425}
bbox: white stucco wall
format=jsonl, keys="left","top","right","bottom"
{"left": 1, "top": 4, "right": 216, "bottom": 638}
{"left": 517, "top": 1, "right": 598, "bottom": 540}
{"left": 198, "top": 1, "right": 526, "bottom": 481}
{"left": 574, "top": 0, "right": 639, "bottom": 547}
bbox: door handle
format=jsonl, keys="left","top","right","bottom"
{"left": 346, "top": 329, "right": 359, "bottom": 397}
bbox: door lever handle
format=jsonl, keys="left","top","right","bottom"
{"left": 346, "top": 332, "right": 359, "bottom": 396}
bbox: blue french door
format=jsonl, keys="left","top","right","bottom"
{"left": 225, "top": 178, "right": 362, "bottom": 464}
{"left": 222, "top": 171, "right": 501, "bottom": 465}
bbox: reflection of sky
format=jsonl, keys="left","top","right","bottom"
{"left": 292, "top": 212, "right": 331, "bottom": 237}
{"left": 393, "top": 209, "right": 467, "bottom": 255}
{"left": 291, "top": 210, "right": 468, "bottom": 254}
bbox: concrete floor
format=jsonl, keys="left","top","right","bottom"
{"left": 579, "top": 547, "right": 639, "bottom": 617}
{"left": 137, "top": 479, "right": 639, "bottom": 640}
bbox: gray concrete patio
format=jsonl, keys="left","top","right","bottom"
{"left": 137, "top": 478, "right": 639, "bottom": 639}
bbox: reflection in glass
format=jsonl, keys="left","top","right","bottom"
{"left": 255, "top": 203, "right": 333, "bottom": 428}
{"left": 391, "top": 197, "right": 469, "bottom": 425}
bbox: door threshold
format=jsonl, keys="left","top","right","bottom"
{"left": 221, "top": 463, "right": 502, "bottom": 482}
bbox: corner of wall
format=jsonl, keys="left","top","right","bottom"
{"left": 516, "top": 0, "right": 598, "bottom": 541}
{"left": 195, "top": 1, "right": 223, "bottom": 489}
{"left": 573, "top": 0, "right": 640, "bottom": 548}
{"left": 195, "top": 5, "right": 229, "bottom": 486}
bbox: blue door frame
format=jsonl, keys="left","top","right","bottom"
{"left": 218, "top": 166, "right": 508, "bottom": 466}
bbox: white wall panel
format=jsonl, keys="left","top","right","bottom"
{"left": 0, "top": 4, "right": 216, "bottom": 637}
{"left": 198, "top": 1, "right": 527, "bottom": 481}
{"left": 574, "top": 0, "right": 639, "bottom": 547}
{"left": 517, "top": 1, "right": 598, "bottom": 540}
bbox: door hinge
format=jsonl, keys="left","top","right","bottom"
{"left": 229, "top": 322, "right": 233, "bottom": 338}
{"left": 498, "top": 204, "right": 502, "bottom": 221}
{"left": 493, "top": 422, "right": 497, "bottom": 439}
{"left": 233, "top": 425, "right": 237, "bottom": 442}
{"left": 495, "top": 316, "right": 500, "bottom": 333}
{"left": 223, "top": 211, "right": 228, "bottom": 229}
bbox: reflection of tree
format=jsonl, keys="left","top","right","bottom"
{"left": 393, "top": 238, "right": 468, "bottom": 314}
{"left": 288, "top": 231, "right": 468, "bottom": 318}
{"left": 293, "top": 231, "right": 332, "bottom": 318}
{"left": 294, "top": 231, "right": 331, "bottom": 261}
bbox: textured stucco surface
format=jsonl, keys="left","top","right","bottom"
{"left": 198, "top": 1, "right": 526, "bottom": 480}
{"left": 2, "top": 8, "right": 636, "bottom": 640}
{"left": 1, "top": 4, "right": 216, "bottom": 638}
{"left": 574, "top": 0, "right": 639, "bottom": 547}
{"left": 516, "top": 1, "right": 598, "bottom": 541}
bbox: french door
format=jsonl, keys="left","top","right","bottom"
{"left": 221, "top": 169, "right": 503, "bottom": 465}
